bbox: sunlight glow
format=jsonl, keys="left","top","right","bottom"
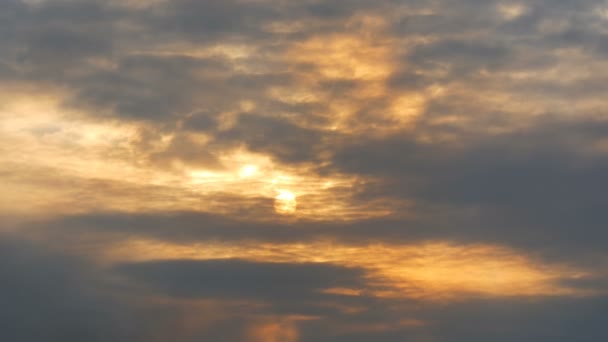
{"left": 0, "top": 92, "right": 386, "bottom": 220}
{"left": 239, "top": 165, "right": 259, "bottom": 178}
{"left": 498, "top": 3, "right": 527, "bottom": 20}
{"left": 274, "top": 190, "right": 297, "bottom": 215}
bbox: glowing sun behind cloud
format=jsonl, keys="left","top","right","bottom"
{"left": 274, "top": 190, "right": 297, "bottom": 215}
{"left": 239, "top": 164, "right": 259, "bottom": 178}
{"left": 0, "top": 90, "right": 389, "bottom": 221}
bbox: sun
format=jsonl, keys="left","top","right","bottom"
{"left": 274, "top": 190, "right": 297, "bottom": 215}
{"left": 239, "top": 165, "right": 258, "bottom": 178}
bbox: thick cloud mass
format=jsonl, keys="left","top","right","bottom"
{"left": 116, "top": 259, "right": 365, "bottom": 302}
{"left": 2, "top": 0, "right": 608, "bottom": 340}
{"left": 0, "top": 236, "right": 130, "bottom": 342}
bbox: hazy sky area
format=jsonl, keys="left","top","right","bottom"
{"left": 1, "top": 0, "right": 608, "bottom": 341}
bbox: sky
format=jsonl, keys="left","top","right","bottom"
{"left": 1, "top": 0, "right": 608, "bottom": 341}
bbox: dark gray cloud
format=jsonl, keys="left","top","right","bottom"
{"left": 331, "top": 116, "right": 608, "bottom": 252}
{"left": 116, "top": 259, "right": 365, "bottom": 300}
{"left": 0, "top": 234, "right": 365, "bottom": 341}
{"left": 69, "top": 54, "right": 232, "bottom": 120}
{"left": 151, "top": 0, "right": 279, "bottom": 40}
{"left": 116, "top": 259, "right": 371, "bottom": 317}
{"left": 0, "top": 235, "right": 135, "bottom": 342}
{"left": 296, "top": 296, "right": 608, "bottom": 341}
{"left": 407, "top": 39, "right": 510, "bottom": 76}
{"left": 215, "top": 115, "right": 329, "bottom": 163}
{"left": 0, "top": 234, "right": 258, "bottom": 342}
{"left": 419, "top": 296, "right": 608, "bottom": 342}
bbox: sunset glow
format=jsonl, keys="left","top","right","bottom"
{"left": 1, "top": 0, "right": 607, "bottom": 340}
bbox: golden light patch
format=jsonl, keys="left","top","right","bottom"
{"left": 289, "top": 34, "right": 394, "bottom": 81}
{"left": 389, "top": 93, "right": 427, "bottom": 125}
{"left": 282, "top": 23, "right": 440, "bottom": 134}
{"left": 497, "top": 3, "right": 527, "bottom": 20}
{"left": 283, "top": 21, "right": 397, "bottom": 133}
{"left": 248, "top": 318, "right": 300, "bottom": 342}
{"left": 320, "top": 288, "right": 363, "bottom": 297}
{"left": 595, "top": 5, "right": 608, "bottom": 19}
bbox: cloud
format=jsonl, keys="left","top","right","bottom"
{"left": 2, "top": 0, "right": 608, "bottom": 340}
{"left": 417, "top": 296, "right": 608, "bottom": 342}
{"left": 2, "top": 232, "right": 605, "bottom": 342}
{"left": 214, "top": 115, "right": 327, "bottom": 163}
{"left": 0, "top": 234, "right": 339, "bottom": 341}
{"left": 116, "top": 259, "right": 369, "bottom": 316}
{"left": 0, "top": 235, "right": 134, "bottom": 341}
{"left": 330, "top": 116, "right": 608, "bottom": 252}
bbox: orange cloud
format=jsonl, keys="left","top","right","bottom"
{"left": 104, "top": 239, "right": 598, "bottom": 301}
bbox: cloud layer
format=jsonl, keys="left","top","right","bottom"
{"left": 2, "top": 0, "right": 608, "bottom": 340}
